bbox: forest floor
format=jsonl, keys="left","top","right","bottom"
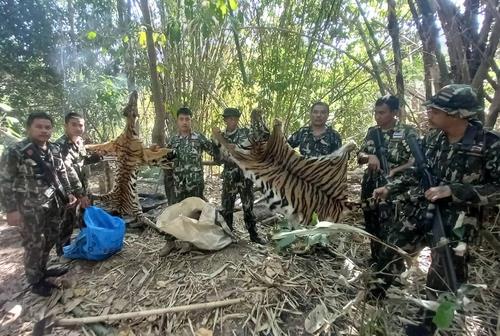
{"left": 0, "top": 170, "right": 499, "bottom": 336}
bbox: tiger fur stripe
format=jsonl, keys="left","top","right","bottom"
{"left": 86, "top": 91, "right": 174, "bottom": 222}
{"left": 213, "top": 116, "right": 355, "bottom": 226}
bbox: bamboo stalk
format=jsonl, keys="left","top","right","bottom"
{"left": 56, "top": 298, "right": 244, "bottom": 326}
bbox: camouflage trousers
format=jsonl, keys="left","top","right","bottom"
{"left": 163, "top": 169, "right": 175, "bottom": 205}
{"left": 20, "top": 201, "right": 63, "bottom": 284}
{"left": 375, "top": 202, "right": 469, "bottom": 296}
{"left": 173, "top": 171, "right": 205, "bottom": 204}
{"left": 361, "top": 177, "right": 392, "bottom": 262}
{"left": 220, "top": 175, "right": 257, "bottom": 234}
{"left": 56, "top": 206, "right": 82, "bottom": 256}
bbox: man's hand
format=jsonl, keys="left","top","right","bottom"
{"left": 7, "top": 211, "right": 22, "bottom": 226}
{"left": 67, "top": 194, "right": 78, "bottom": 207}
{"left": 79, "top": 196, "right": 92, "bottom": 209}
{"left": 367, "top": 155, "right": 381, "bottom": 172}
{"left": 424, "top": 186, "right": 451, "bottom": 202}
{"left": 373, "top": 187, "right": 389, "bottom": 200}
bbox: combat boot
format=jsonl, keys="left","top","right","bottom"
{"left": 44, "top": 265, "right": 70, "bottom": 278}
{"left": 31, "top": 280, "right": 57, "bottom": 297}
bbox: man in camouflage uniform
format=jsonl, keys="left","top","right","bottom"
{"left": 0, "top": 112, "right": 77, "bottom": 296}
{"left": 287, "top": 102, "right": 342, "bottom": 157}
{"left": 167, "top": 107, "right": 214, "bottom": 203}
{"left": 55, "top": 112, "right": 101, "bottom": 255}
{"left": 357, "top": 95, "right": 418, "bottom": 264}
{"left": 214, "top": 108, "right": 266, "bottom": 245}
{"left": 373, "top": 85, "right": 500, "bottom": 334}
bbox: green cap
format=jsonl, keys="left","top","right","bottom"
{"left": 223, "top": 108, "right": 241, "bottom": 118}
{"left": 423, "top": 84, "right": 482, "bottom": 119}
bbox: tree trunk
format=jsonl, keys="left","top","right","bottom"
{"left": 485, "top": 85, "right": 500, "bottom": 129}
{"left": 408, "top": 0, "right": 434, "bottom": 98}
{"left": 139, "top": 0, "right": 166, "bottom": 146}
{"left": 387, "top": 0, "right": 406, "bottom": 121}
{"left": 354, "top": 19, "right": 386, "bottom": 95}
{"left": 117, "top": 0, "right": 136, "bottom": 91}
{"left": 416, "top": 0, "right": 450, "bottom": 89}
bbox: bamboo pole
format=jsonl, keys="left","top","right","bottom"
{"left": 56, "top": 298, "right": 245, "bottom": 326}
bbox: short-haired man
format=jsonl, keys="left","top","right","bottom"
{"left": 357, "top": 95, "right": 418, "bottom": 265}
{"left": 373, "top": 85, "right": 500, "bottom": 334}
{"left": 214, "top": 108, "right": 266, "bottom": 244}
{"left": 0, "top": 112, "right": 77, "bottom": 296}
{"left": 167, "top": 107, "right": 214, "bottom": 203}
{"left": 55, "top": 112, "right": 101, "bottom": 255}
{"left": 287, "top": 102, "right": 342, "bottom": 157}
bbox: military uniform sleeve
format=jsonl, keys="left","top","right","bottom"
{"left": 331, "top": 129, "right": 342, "bottom": 151}
{"left": 449, "top": 137, "right": 500, "bottom": 206}
{"left": 287, "top": 130, "right": 300, "bottom": 148}
{"left": 0, "top": 147, "right": 20, "bottom": 212}
{"left": 358, "top": 128, "right": 373, "bottom": 155}
{"left": 200, "top": 133, "right": 215, "bottom": 156}
{"left": 58, "top": 145, "right": 84, "bottom": 196}
{"left": 54, "top": 149, "right": 73, "bottom": 195}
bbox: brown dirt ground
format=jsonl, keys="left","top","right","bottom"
{"left": 0, "top": 170, "right": 498, "bottom": 336}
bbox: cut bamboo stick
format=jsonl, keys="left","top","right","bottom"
{"left": 56, "top": 298, "right": 245, "bottom": 326}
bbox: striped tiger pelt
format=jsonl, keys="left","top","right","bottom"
{"left": 86, "top": 91, "right": 174, "bottom": 224}
{"left": 213, "top": 110, "right": 356, "bottom": 227}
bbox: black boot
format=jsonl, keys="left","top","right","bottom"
{"left": 44, "top": 265, "right": 70, "bottom": 278}
{"left": 32, "top": 280, "right": 57, "bottom": 297}
{"left": 248, "top": 227, "right": 267, "bottom": 245}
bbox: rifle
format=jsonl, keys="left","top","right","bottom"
{"left": 23, "top": 143, "right": 69, "bottom": 204}
{"left": 372, "top": 127, "right": 390, "bottom": 180}
{"left": 406, "top": 134, "right": 458, "bottom": 293}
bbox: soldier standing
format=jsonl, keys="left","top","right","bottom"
{"left": 0, "top": 112, "right": 77, "bottom": 296}
{"left": 167, "top": 107, "right": 214, "bottom": 203}
{"left": 373, "top": 85, "right": 500, "bottom": 334}
{"left": 214, "top": 108, "right": 266, "bottom": 245}
{"left": 357, "top": 95, "right": 417, "bottom": 264}
{"left": 287, "top": 102, "right": 342, "bottom": 157}
{"left": 55, "top": 112, "right": 101, "bottom": 255}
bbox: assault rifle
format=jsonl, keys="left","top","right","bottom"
{"left": 406, "top": 135, "right": 458, "bottom": 293}
{"left": 372, "top": 127, "right": 390, "bottom": 181}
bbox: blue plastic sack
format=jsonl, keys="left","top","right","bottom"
{"left": 63, "top": 206, "right": 126, "bottom": 261}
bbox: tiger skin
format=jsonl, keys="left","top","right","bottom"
{"left": 213, "top": 109, "right": 356, "bottom": 227}
{"left": 86, "top": 91, "right": 174, "bottom": 225}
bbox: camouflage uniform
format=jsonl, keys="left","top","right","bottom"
{"left": 0, "top": 138, "right": 72, "bottom": 284}
{"left": 378, "top": 85, "right": 500, "bottom": 296}
{"left": 55, "top": 134, "right": 100, "bottom": 254}
{"left": 287, "top": 125, "right": 342, "bottom": 157}
{"left": 358, "top": 122, "right": 418, "bottom": 261}
{"left": 167, "top": 132, "right": 214, "bottom": 203}
{"left": 215, "top": 127, "right": 260, "bottom": 236}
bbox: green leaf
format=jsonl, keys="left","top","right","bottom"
{"left": 433, "top": 300, "right": 456, "bottom": 329}
{"left": 86, "top": 31, "right": 97, "bottom": 40}
{"left": 157, "top": 33, "right": 167, "bottom": 46}
{"left": 138, "top": 31, "right": 147, "bottom": 48}
{"left": 228, "top": 0, "right": 238, "bottom": 10}
{"left": 122, "top": 35, "right": 129, "bottom": 43}
{"left": 310, "top": 212, "right": 319, "bottom": 226}
{"left": 156, "top": 63, "right": 167, "bottom": 73}
{"left": 217, "top": 0, "right": 228, "bottom": 16}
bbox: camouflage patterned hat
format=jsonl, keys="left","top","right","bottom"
{"left": 423, "top": 84, "right": 482, "bottom": 119}
{"left": 223, "top": 107, "right": 241, "bottom": 118}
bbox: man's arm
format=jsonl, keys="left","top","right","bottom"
{"left": 448, "top": 139, "right": 500, "bottom": 206}
{"left": 58, "top": 143, "right": 85, "bottom": 197}
{"left": 287, "top": 130, "right": 300, "bottom": 148}
{"left": 0, "top": 147, "right": 20, "bottom": 213}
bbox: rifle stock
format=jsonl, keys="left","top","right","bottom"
{"left": 406, "top": 135, "right": 458, "bottom": 292}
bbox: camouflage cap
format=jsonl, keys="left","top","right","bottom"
{"left": 423, "top": 84, "right": 482, "bottom": 119}
{"left": 223, "top": 107, "right": 241, "bottom": 118}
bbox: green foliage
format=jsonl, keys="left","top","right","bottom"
{"left": 433, "top": 298, "right": 457, "bottom": 330}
